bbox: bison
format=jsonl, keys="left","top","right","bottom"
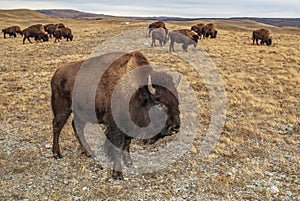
{"left": 202, "top": 23, "right": 217, "bottom": 38}
{"left": 252, "top": 28, "right": 272, "bottom": 46}
{"left": 191, "top": 23, "right": 205, "bottom": 39}
{"left": 53, "top": 27, "right": 73, "bottom": 42}
{"left": 151, "top": 27, "right": 168, "bottom": 47}
{"left": 44, "top": 23, "right": 66, "bottom": 38}
{"left": 22, "top": 24, "right": 48, "bottom": 44}
{"left": 168, "top": 29, "right": 199, "bottom": 52}
{"left": 148, "top": 21, "right": 167, "bottom": 37}
{"left": 51, "top": 51, "right": 181, "bottom": 180}
{"left": 2, "top": 26, "right": 22, "bottom": 39}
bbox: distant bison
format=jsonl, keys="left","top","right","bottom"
{"left": 51, "top": 51, "right": 181, "bottom": 180}
{"left": 252, "top": 28, "right": 272, "bottom": 46}
{"left": 53, "top": 27, "right": 73, "bottom": 42}
{"left": 191, "top": 23, "right": 205, "bottom": 39}
{"left": 2, "top": 26, "right": 22, "bottom": 39}
{"left": 203, "top": 23, "right": 217, "bottom": 38}
{"left": 22, "top": 24, "right": 48, "bottom": 44}
{"left": 44, "top": 23, "right": 66, "bottom": 38}
{"left": 151, "top": 27, "right": 168, "bottom": 47}
{"left": 148, "top": 21, "right": 167, "bottom": 37}
{"left": 169, "top": 29, "right": 199, "bottom": 52}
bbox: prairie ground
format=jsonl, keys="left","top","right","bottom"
{"left": 0, "top": 9, "right": 299, "bottom": 200}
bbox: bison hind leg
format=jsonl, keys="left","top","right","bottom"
{"left": 71, "top": 117, "right": 95, "bottom": 158}
{"left": 52, "top": 111, "right": 71, "bottom": 159}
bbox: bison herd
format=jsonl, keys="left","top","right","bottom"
{"left": 148, "top": 21, "right": 272, "bottom": 52}
{"left": 2, "top": 20, "right": 273, "bottom": 180}
{"left": 1, "top": 23, "right": 73, "bottom": 44}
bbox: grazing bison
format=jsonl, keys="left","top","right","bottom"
{"left": 203, "top": 23, "right": 217, "bottom": 38}
{"left": 169, "top": 29, "right": 199, "bottom": 52}
{"left": 53, "top": 27, "right": 73, "bottom": 42}
{"left": 51, "top": 51, "right": 181, "bottom": 180}
{"left": 151, "top": 27, "right": 168, "bottom": 47}
{"left": 22, "top": 24, "right": 48, "bottom": 44}
{"left": 252, "top": 28, "right": 272, "bottom": 46}
{"left": 148, "top": 21, "right": 167, "bottom": 37}
{"left": 191, "top": 23, "right": 205, "bottom": 39}
{"left": 44, "top": 23, "right": 66, "bottom": 38}
{"left": 2, "top": 25, "right": 22, "bottom": 39}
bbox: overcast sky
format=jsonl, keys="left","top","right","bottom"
{"left": 0, "top": 0, "right": 299, "bottom": 18}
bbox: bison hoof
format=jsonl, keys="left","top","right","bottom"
{"left": 81, "top": 150, "right": 95, "bottom": 158}
{"left": 112, "top": 170, "right": 124, "bottom": 180}
{"left": 53, "top": 153, "right": 63, "bottom": 159}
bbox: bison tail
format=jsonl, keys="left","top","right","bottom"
{"left": 252, "top": 31, "right": 256, "bottom": 40}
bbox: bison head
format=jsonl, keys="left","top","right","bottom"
{"left": 191, "top": 34, "right": 199, "bottom": 47}
{"left": 266, "top": 38, "right": 272, "bottom": 46}
{"left": 211, "top": 30, "right": 218, "bottom": 38}
{"left": 129, "top": 72, "right": 181, "bottom": 145}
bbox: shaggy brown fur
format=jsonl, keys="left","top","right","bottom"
{"left": 50, "top": 51, "right": 180, "bottom": 180}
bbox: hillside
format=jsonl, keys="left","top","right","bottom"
{"left": 37, "top": 9, "right": 114, "bottom": 20}
{"left": 36, "top": 9, "right": 300, "bottom": 27}
{"left": 0, "top": 9, "right": 299, "bottom": 201}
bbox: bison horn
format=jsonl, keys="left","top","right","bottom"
{"left": 175, "top": 75, "right": 181, "bottom": 88}
{"left": 148, "top": 75, "right": 156, "bottom": 95}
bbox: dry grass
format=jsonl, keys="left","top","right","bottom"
{"left": 0, "top": 9, "right": 299, "bottom": 200}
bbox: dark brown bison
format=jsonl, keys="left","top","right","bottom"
{"left": 151, "top": 27, "right": 168, "bottom": 47}
{"left": 202, "top": 23, "right": 217, "bottom": 38}
{"left": 51, "top": 51, "right": 181, "bottom": 180}
{"left": 148, "top": 21, "right": 167, "bottom": 37}
{"left": 55, "top": 23, "right": 65, "bottom": 28}
{"left": 169, "top": 29, "right": 199, "bottom": 52}
{"left": 191, "top": 23, "right": 205, "bottom": 39}
{"left": 252, "top": 28, "right": 272, "bottom": 46}
{"left": 44, "top": 23, "right": 66, "bottom": 38}
{"left": 22, "top": 24, "right": 48, "bottom": 44}
{"left": 44, "top": 24, "right": 56, "bottom": 38}
{"left": 2, "top": 25, "right": 22, "bottom": 39}
{"left": 53, "top": 27, "right": 73, "bottom": 42}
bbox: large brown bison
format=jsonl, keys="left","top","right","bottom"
{"left": 252, "top": 28, "right": 272, "bottom": 46}
{"left": 2, "top": 25, "right": 22, "bottom": 39}
{"left": 22, "top": 24, "right": 48, "bottom": 44}
{"left": 53, "top": 27, "right": 73, "bottom": 42}
{"left": 202, "top": 23, "right": 217, "bottom": 38}
{"left": 51, "top": 51, "right": 181, "bottom": 180}
{"left": 168, "top": 29, "right": 199, "bottom": 52}
{"left": 148, "top": 21, "right": 167, "bottom": 37}
{"left": 151, "top": 27, "right": 168, "bottom": 47}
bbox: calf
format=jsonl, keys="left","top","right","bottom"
{"left": 169, "top": 29, "right": 199, "bottom": 52}
{"left": 151, "top": 28, "right": 168, "bottom": 47}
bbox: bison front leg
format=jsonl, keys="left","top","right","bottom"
{"left": 122, "top": 137, "right": 132, "bottom": 167}
{"left": 104, "top": 125, "right": 127, "bottom": 180}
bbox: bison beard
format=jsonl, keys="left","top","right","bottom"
{"left": 51, "top": 51, "right": 180, "bottom": 180}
